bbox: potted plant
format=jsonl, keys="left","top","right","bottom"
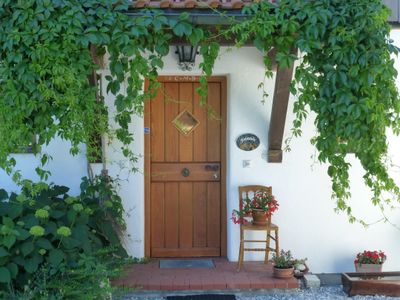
{"left": 272, "top": 250, "right": 295, "bottom": 278}
{"left": 293, "top": 258, "right": 309, "bottom": 278}
{"left": 231, "top": 189, "right": 279, "bottom": 225}
{"left": 354, "top": 250, "right": 386, "bottom": 272}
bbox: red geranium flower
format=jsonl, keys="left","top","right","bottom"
{"left": 355, "top": 250, "right": 386, "bottom": 265}
{"left": 231, "top": 189, "right": 279, "bottom": 224}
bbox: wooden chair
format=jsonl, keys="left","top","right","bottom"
{"left": 237, "top": 185, "right": 279, "bottom": 271}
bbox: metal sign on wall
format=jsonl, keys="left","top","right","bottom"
{"left": 236, "top": 133, "right": 260, "bottom": 151}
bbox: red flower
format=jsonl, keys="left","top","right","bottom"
{"left": 231, "top": 189, "right": 279, "bottom": 224}
{"left": 355, "top": 250, "right": 386, "bottom": 265}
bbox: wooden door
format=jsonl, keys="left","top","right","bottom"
{"left": 144, "top": 76, "right": 226, "bottom": 257}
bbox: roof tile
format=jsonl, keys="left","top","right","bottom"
{"left": 130, "top": 0, "right": 275, "bottom": 9}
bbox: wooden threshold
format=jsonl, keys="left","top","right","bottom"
{"left": 152, "top": 247, "right": 221, "bottom": 257}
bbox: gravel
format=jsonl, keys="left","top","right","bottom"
{"left": 237, "top": 286, "right": 399, "bottom": 299}
{"left": 116, "top": 286, "right": 400, "bottom": 300}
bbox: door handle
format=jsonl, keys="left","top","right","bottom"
{"left": 205, "top": 165, "right": 219, "bottom": 171}
{"left": 181, "top": 168, "right": 190, "bottom": 177}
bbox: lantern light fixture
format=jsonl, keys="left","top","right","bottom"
{"left": 175, "top": 45, "right": 199, "bottom": 71}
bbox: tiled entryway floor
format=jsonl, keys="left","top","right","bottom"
{"left": 112, "top": 258, "right": 299, "bottom": 291}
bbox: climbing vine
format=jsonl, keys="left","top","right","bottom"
{"left": 0, "top": 0, "right": 399, "bottom": 222}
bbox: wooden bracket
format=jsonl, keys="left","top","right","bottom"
{"left": 267, "top": 149, "right": 282, "bottom": 163}
{"left": 268, "top": 48, "right": 297, "bottom": 163}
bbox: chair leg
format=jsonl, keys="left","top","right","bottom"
{"left": 237, "top": 240, "right": 243, "bottom": 272}
{"left": 275, "top": 228, "right": 280, "bottom": 257}
{"left": 237, "top": 228, "right": 244, "bottom": 272}
{"left": 265, "top": 230, "right": 271, "bottom": 264}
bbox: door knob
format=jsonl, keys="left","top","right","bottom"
{"left": 213, "top": 173, "right": 219, "bottom": 179}
{"left": 181, "top": 168, "right": 190, "bottom": 177}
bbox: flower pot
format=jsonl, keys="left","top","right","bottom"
{"left": 252, "top": 209, "right": 267, "bottom": 225}
{"left": 273, "top": 266, "right": 294, "bottom": 278}
{"left": 294, "top": 263, "right": 309, "bottom": 278}
{"left": 355, "top": 263, "right": 383, "bottom": 273}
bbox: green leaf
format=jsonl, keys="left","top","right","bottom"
{"left": 62, "top": 237, "right": 81, "bottom": 249}
{"left": 48, "top": 249, "right": 64, "bottom": 267}
{"left": 24, "top": 257, "right": 40, "bottom": 273}
{"left": 3, "top": 235, "right": 16, "bottom": 249}
{"left": 173, "top": 22, "right": 192, "bottom": 37}
{"left": 0, "top": 189, "right": 8, "bottom": 201}
{"left": 71, "top": 224, "right": 88, "bottom": 240}
{"left": 13, "top": 256, "right": 25, "bottom": 266}
{"left": 0, "top": 204, "right": 6, "bottom": 217}
{"left": 21, "top": 241, "right": 35, "bottom": 257}
{"left": 188, "top": 28, "right": 204, "bottom": 45}
{"left": 15, "top": 227, "right": 30, "bottom": 240}
{"left": 327, "top": 166, "right": 335, "bottom": 177}
{"left": 253, "top": 37, "right": 264, "bottom": 51}
{"left": 36, "top": 238, "right": 53, "bottom": 250}
{"left": 178, "top": 12, "right": 190, "bottom": 21}
{"left": 45, "top": 221, "right": 57, "bottom": 234}
{"left": 2, "top": 217, "right": 14, "bottom": 228}
{"left": 22, "top": 215, "right": 38, "bottom": 228}
{"left": 50, "top": 210, "right": 65, "bottom": 219}
{"left": 0, "top": 247, "right": 9, "bottom": 258}
{"left": 67, "top": 210, "right": 77, "bottom": 223}
{"left": 7, "top": 263, "right": 18, "bottom": 279}
{"left": 0, "top": 267, "right": 11, "bottom": 283}
{"left": 96, "top": 221, "right": 119, "bottom": 245}
{"left": 51, "top": 185, "right": 69, "bottom": 196}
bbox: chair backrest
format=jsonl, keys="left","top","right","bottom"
{"left": 238, "top": 185, "right": 273, "bottom": 224}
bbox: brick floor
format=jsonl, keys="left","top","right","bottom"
{"left": 112, "top": 258, "right": 299, "bottom": 291}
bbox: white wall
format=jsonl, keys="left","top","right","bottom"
{"left": 111, "top": 41, "right": 399, "bottom": 273}
{"left": 2, "top": 31, "right": 400, "bottom": 273}
{"left": 102, "top": 41, "right": 400, "bottom": 273}
{"left": 0, "top": 139, "right": 87, "bottom": 195}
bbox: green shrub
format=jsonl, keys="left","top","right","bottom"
{"left": 0, "top": 175, "right": 126, "bottom": 293}
{"left": 5, "top": 248, "right": 127, "bottom": 300}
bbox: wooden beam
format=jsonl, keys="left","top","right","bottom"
{"left": 89, "top": 44, "right": 105, "bottom": 69}
{"left": 268, "top": 50, "right": 296, "bottom": 163}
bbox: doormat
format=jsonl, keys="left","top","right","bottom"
{"left": 159, "top": 259, "right": 214, "bottom": 269}
{"left": 167, "top": 295, "right": 235, "bottom": 300}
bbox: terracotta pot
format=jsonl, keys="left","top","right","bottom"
{"left": 273, "top": 266, "right": 294, "bottom": 278}
{"left": 355, "top": 263, "right": 383, "bottom": 273}
{"left": 252, "top": 209, "right": 267, "bottom": 225}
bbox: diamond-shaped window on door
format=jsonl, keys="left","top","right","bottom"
{"left": 172, "top": 110, "right": 200, "bottom": 135}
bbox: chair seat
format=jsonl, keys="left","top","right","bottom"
{"left": 241, "top": 222, "right": 279, "bottom": 231}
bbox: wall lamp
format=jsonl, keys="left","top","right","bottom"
{"left": 175, "top": 45, "right": 199, "bottom": 71}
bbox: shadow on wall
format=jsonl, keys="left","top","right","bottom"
{"left": 334, "top": 257, "right": 356, "bottom": 273}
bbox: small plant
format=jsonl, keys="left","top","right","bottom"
{"left": 231, "top": 189, "right": 279, "bottom": 224}
{"left": 272, "top": 250, "right": 294, "bottom": 269}
{"left": 354, "top": 250, "right": 387, "bottom": 265}
{"left": 293, "top": 258, "right": 308, "bottom": 272}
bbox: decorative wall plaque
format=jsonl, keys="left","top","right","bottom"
{"left": 236, "top": 133, "right": 260, "bottom": 151}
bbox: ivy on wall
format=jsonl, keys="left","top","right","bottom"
{"left": 0, "top": 0, "right": 399, "bottom": 222}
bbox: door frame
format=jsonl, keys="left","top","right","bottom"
{"left": 144, "top": 75, "right": 227, "bottom": 257}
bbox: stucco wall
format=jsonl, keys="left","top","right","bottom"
{"left": 0, "top": 140, "right": 87, "bottom": 195}
{"left": 2, "top": 31, "right": 400, "bottom": 273}
{"left": 110, "top": 40, "right": 400, "bottom": 272}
